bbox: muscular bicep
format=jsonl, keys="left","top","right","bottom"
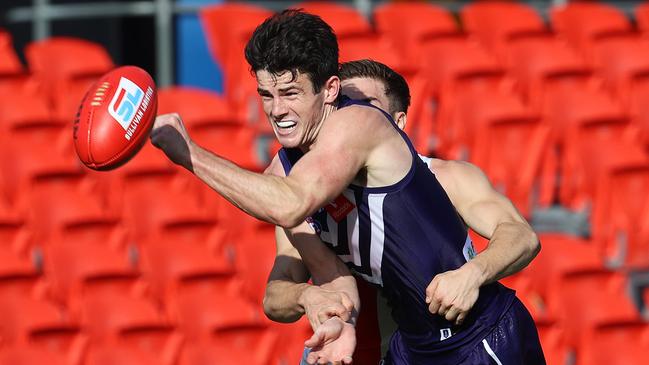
{"left": 282, "top": 108, "right": 378, "bottom": 218}
{"left": 436, "top": 161, "right": 530, "bottom": 239}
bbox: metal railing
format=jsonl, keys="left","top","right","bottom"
{"left": 4, "top": 0, "right": 644, "bottom": 87}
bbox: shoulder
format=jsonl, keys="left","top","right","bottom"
{"left": 328, "top": 104, "right": 389, "bottom": 130}
{"left": 264, "top": 153, "right": 287, "bottom": 177}
{"left": 429, "top": 159, "right": 486, "bottom": 180}
{"left": 428, "top": 159, "right": 493, "bottom": 198}
{"left": 313, "top": 105, "right": 391, "bottom": 155}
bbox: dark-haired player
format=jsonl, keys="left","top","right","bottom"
{"left": 151, "top": 10, "right": 545, "bottom": 365}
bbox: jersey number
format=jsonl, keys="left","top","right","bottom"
{"left": 316, "top": 191, "right": 386, "bottom": 286}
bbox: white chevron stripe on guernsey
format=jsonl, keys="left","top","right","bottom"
{"left": 344, "top": 190, "right": 361, "bottom": 267}
{"left": 368, "top": 193, "right": 387, "bottom": 286}
{"left": 321, "top": 210, "right": 338, "bottom": 248}
{"left": 482, "top": 339, "right": 504, "bottom": 365}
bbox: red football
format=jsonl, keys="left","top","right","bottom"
{"left": 73, "top": 65, "right": 157, "bottom": 170}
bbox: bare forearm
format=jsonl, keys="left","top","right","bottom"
{"left": 466, "top": 221, "right": 540, "bottom": 285}
{"left": 264, "top": 280, "right": 311, "bottom": 323}
{"left": 264, "top": 275, "right": 360, "bottom": 326}
{"left": 188, "top": 142, "right": 309, "bottom": 227}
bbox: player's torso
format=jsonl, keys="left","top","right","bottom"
{"left": 307, "top": 155, "right": 515, "bottom": 363}
{"left": 277, "top": 100, "right": 514, "bottom": 360}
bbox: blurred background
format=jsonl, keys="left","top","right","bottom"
{"left": 1, "top": 0, "right": 649, "bottom": 364}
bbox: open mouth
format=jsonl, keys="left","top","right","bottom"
{"left": 275, "top": 120, "right": 297, "bottom": 130}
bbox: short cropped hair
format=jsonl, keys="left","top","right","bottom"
{"left": 245, "top": 9, "right": 339, "bottom": 93}
{"left": 340, "top": 59, "right": 411, "bottom": 115}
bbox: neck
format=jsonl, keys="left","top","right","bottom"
{"left": 300, "top": 101, "right": 338, "bottom": 153}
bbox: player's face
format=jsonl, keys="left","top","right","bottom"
{"left": 256, "top": 69, "right": 333, "bottom": 149}
{"left": 341, "top": 77, "right": 391, "bottom": 116}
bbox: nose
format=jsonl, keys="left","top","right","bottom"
{"left": 271, "top": 97, "right": 289, "bottom": 121}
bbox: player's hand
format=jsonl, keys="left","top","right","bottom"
{"left": 425, "top": 262, "right": 483, "bottom": 326}
{"left": 304, "top": 317, "right": 355, "bottom": 365}
{"left": 299, "top": 285, "right": 354, "bottom": 331}
{"left": 150, "top": 113, "right": 194, "bottom": 169}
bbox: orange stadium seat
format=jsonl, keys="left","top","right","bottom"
{"left": 402, "top": 76, "right": 437, "bottom": 155}
{"left": 466, "top": 92, "right": 549, "bottom": 217}
{"left": 0, "top": 79, "right": 54, "bottom": 129}
{"left": 0, "top": 84, "right": 83, "bottom": 206}
{"left": 0, "top": 30, "right": 24, "bottom": 77}
{"left": 0, "top": 294, "right": 77, "bottom": 341}
{"left": 557, "top": 270, "right": 643, "bottom": 359}
{"left": 267, "top": 318, "right": 313, "bottom": 365}
{"left": 541, "top": 86, "right": 646, "bottom": 212}
{"left": 629, "top": 80, "right": 649, "bottom": 147}
{"left": 418, "top": 37, "right": 503, "bottom": 96}
{"left": 0, "top": 30, "right": 31, "bottom": 102}
{"left": 25, "top": 37, "right": 113, "bottom": 79}
{"left": 114, "top": 141, "right": 177, "bottom": 178}
{"left": 434, "top": 76, "right": 517, "bottom": 159}
{"left": 502, "top": 36, "right": 592, "bottom": 103}
{"left": 636, "top": 2, "right": 649, "bottom": 34}
{"left": 0, "top": 249, "right": 37, "bottom": 284}
{"left": 522, "top": 234, "right": 603, "bottom": 319}
{"left": 0, "top": 205, "right": 36, "bottom": 282}
{"left": 199, "top": 3, "right": 272, "bottom": 128}
{"left": 157, "top": 86, "right": 262, "bottom": 171}
{"left": 179, "top": 341, "right": 265, "bottom": 365}
{"left": 577, "top": 321, "right": 649, "bottom": 365}
{"left": 0, "top": 295, "right": 87, "bottom": 365}
{"left": 338, "top": 35, "right": 414, "bottom": 79}
{"left": 139, "top": 228, "right": 235, "bottom": 306}
{"left": 0, "top": 346, "right": 70, "bottom": 365}
{"left": 171, "top": 287, "right": 264, "bottom": 339}
{"left": 590, "top": 36, "right": 649, "bottom": 105}
{"left": 533, "top": 319, "right": 570, "bottom": 365}
{"left": 192, "top": 123, "right": 262, "bottom": 170}
{"left": 374, "top": 1, "right": 458, "bottom": 66}
{"left": 234, "top": 224, "right": 277, "bottom": 304}
{"left": 295, "top": 1, "right": 372, "bottom": 39}
{"left": 120, "top": 173, "right": 216, "bottom": 243}
{"left": 43, "top": 231, "right": 138, "bottom": 304}
{"left": 590, "top": 162, "right": 649, "bottom": 269}
{"left": 550, "top": 1, "right": 633, "bottom": 56}
{"left": 85, "top": 343, "right": 174, "bottom": 365}
{"left": 25, "top": 37, "right": 114, "bottom": 123}
{"left": 158, "top": 87, "right": 237, "bottom": 126}
{"left": 461, "top": 1, "right": 548, "bottom": 58}
{"left": 24, "top": 173, "right": 120, "bottom": 244}
{"left": 79, "top": 289, "right": 180, "bottom": 362}
{"left": 515, "top": 288, "right": 571, "bottom": 365}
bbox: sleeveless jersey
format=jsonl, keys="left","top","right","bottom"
{"left": 278, "top": 97, "right": 515, "bottom": 364}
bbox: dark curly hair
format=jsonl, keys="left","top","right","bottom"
{"left": 244, "top": 9, "right": 339, "bottom": 93}
{"left": 340, "top": 59, "right": 411, "bottom": 115}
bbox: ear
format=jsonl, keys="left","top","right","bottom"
{"left": 323, "top": 75, "right": 340, "bottom": 104}
{"left": 393, "top": 111, "right": 407, "bottom": 130}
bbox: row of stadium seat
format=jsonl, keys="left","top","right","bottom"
{"left": 2, "top": 230, "right": 649, "bottom": 365}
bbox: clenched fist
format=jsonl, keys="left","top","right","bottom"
{"left": 425, "top": 261, "right": 484, "bottom": 326}
{"left": 150, "top": 113, "right": 194, "bottom": 170}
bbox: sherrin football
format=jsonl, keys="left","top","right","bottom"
{"left": 73, "top": 65, "right": 157, "bottom": 170}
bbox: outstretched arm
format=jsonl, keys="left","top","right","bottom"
{"left": 425, "top": 160, "right": 540, "bottom": 325}
{"left": 150, "top": 110, "right": 374, "bottom": 228}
